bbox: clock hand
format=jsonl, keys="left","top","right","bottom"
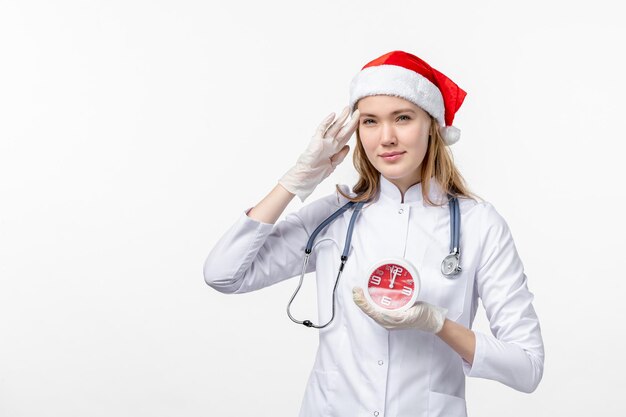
{"left": 389, "top": 268, "right": 398, "bottom": 288}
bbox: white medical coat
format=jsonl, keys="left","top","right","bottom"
{"left": 204, "top": 175, "right": 544, "bottom": 417}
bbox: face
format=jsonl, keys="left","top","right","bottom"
{"left": 357, "top": 95, "right": 432, "bottom": 191}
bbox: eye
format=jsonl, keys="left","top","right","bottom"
{"left": 362, "top": 118, "right": 376, "bottom": 125}
{"left": 397, "top": 115, "right": 411, "bottom": 122}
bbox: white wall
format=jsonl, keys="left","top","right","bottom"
{"left": 1, "top": 1, "right": 624, "bottom": 415}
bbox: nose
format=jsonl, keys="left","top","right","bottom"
{"left": 380, "top": 122, "right": 397, "bottom": 146}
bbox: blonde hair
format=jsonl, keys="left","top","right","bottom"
{"left": 336, "top": 115, "right": 481, "bottom": 206}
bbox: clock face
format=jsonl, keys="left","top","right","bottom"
{"left": 365, "top": 259, "right": 420, "bottom": 312}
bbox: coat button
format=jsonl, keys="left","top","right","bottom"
{"left": 374, "top": 412, "right": 380, "bottom": 416}
{"left": 398, "top": 208, "right": 404, "bottom": 214}
{"left": 378, "top": 360, "right": 384, "bottom": 365}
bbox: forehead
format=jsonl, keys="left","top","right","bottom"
{"left": 356, "top": 95, "right": 425, "bottom": 116}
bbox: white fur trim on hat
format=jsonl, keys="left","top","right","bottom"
{"left": 349, "top": 64, "right": 445, "bottom": 126}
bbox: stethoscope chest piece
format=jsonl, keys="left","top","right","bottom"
{"left": 441, "top": 253, "right": 461, "bottom": 277}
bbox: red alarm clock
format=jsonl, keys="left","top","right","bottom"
{"left": 364, "top": 258, "right": 420, "bottom": 312}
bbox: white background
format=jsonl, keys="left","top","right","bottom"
{"left": 1, "top": 1, "right": 624, "bottom": 416}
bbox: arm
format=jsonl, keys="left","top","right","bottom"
{"left": 436, "top": 319, "right": 476, "bottom": 365}
{"left": 204, "top": 108, "right": 359, "bottom": 294}
{"left": 203, "top": 190, "right": 312, "bottom": 294}
{"left": 352, "top": 203, "right": 544, "bottom": 393}
{"left": 247, "top": 183, "right": 296, "bottom": 224}
{"left": 461, "top": 203, "right": 545, "bottom": 393}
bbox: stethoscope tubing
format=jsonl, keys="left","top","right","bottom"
{"left": 286, "top": 201, "right": 364, "bottom": 329}
{"left": 449, "top": 194, "right": 460, "bottom": 255}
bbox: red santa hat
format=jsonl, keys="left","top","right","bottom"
{"left": 349, "top": 50, "right": 467, "bottom": 145}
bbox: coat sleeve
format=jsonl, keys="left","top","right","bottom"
{"left": 462, "top": 202, "right": 545, "bottom": 393}
{"left": 203, "top": 197, "right": 334, "bottom": 294}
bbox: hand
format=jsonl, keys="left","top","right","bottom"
{"left": 278, "top": 106, "right": 360, "bottom": 202}
{"left": 352, "top": 287, "right": 448, "bottom": 333}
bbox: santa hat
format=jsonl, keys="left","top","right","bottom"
{"left": 349, "top": 50, "right": 467, "bottom": 145}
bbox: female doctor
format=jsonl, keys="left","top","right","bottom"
{"left": 204, "top": 50, "right": 544, "bottom": 417}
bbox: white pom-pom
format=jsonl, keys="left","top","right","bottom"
{"left": 440, "top": 125, "right": 461, "bottom": 145}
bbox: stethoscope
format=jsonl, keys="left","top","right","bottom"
{"left": 286, "top": 195, "right": 461, "bottom": 329}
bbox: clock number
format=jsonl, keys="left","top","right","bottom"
{"left": 370, "top": 275, "right": 381, "bottom": 286}
{"left": 391, "top": 266, "right": 404, "bottom": 275}
{"left": 381, "top": 296, "right": 392, "bottom": 306}
{"left": 401, "top": 286, "right": 413, "bottom": 296}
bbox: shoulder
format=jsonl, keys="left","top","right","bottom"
{"left": 453, "top": 199, "right": 517, "bottom": 269}
{"left": 458, "top": 198, "right": 509, "bottom": 235}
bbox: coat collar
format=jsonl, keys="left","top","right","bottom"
{"left": 378, "top": 173, "right": 447, "bottom": 206}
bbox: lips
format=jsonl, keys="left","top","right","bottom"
{"left": 380, "top": 151, "right": 405, "bottom": 161}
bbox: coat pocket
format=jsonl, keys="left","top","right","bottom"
{"left": 309, "top": 368, "right": 339, "bottom": 417}
{"left": 428, "top": 391, "right": 467, "bottom": 417}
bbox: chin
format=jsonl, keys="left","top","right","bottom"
{"left": 377, "top": 166, "right": 411, "bottom": 179}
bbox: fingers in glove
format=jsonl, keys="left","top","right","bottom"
{"left": 330, "top": 145, "right": 350, "bottom": 168}
{"left": 352, "top": 287, "right": 384, "bottom": 321}
{"left": 325, "top": 106, "right": 350, "bottom": 139}
{"left": 383, "top": 311, "right": 407, "bottom": 325}
{"left": 352, "top": 287, "right": 373, "bottom": 313}
{"left": 352, "top": 287, "right": 366, "bottom": 306}
{"left": 316, "top": 112, "right": 337, "bottom": 137}
{"left": 334, "top": 109, "right": 360, "bottom": 146}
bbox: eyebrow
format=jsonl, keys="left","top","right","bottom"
{"left": 360, "top": 109, "right": 417, "bottom": 117}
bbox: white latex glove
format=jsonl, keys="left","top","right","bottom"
{"left": 279, "top": 106, "right": 360, "bottom": 202}
{"left": 352, "top": 287, "right": 448, "bottom": 333}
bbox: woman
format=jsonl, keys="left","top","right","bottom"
{"left": 204, "top": 50, "right": 544, "bottom": 417}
